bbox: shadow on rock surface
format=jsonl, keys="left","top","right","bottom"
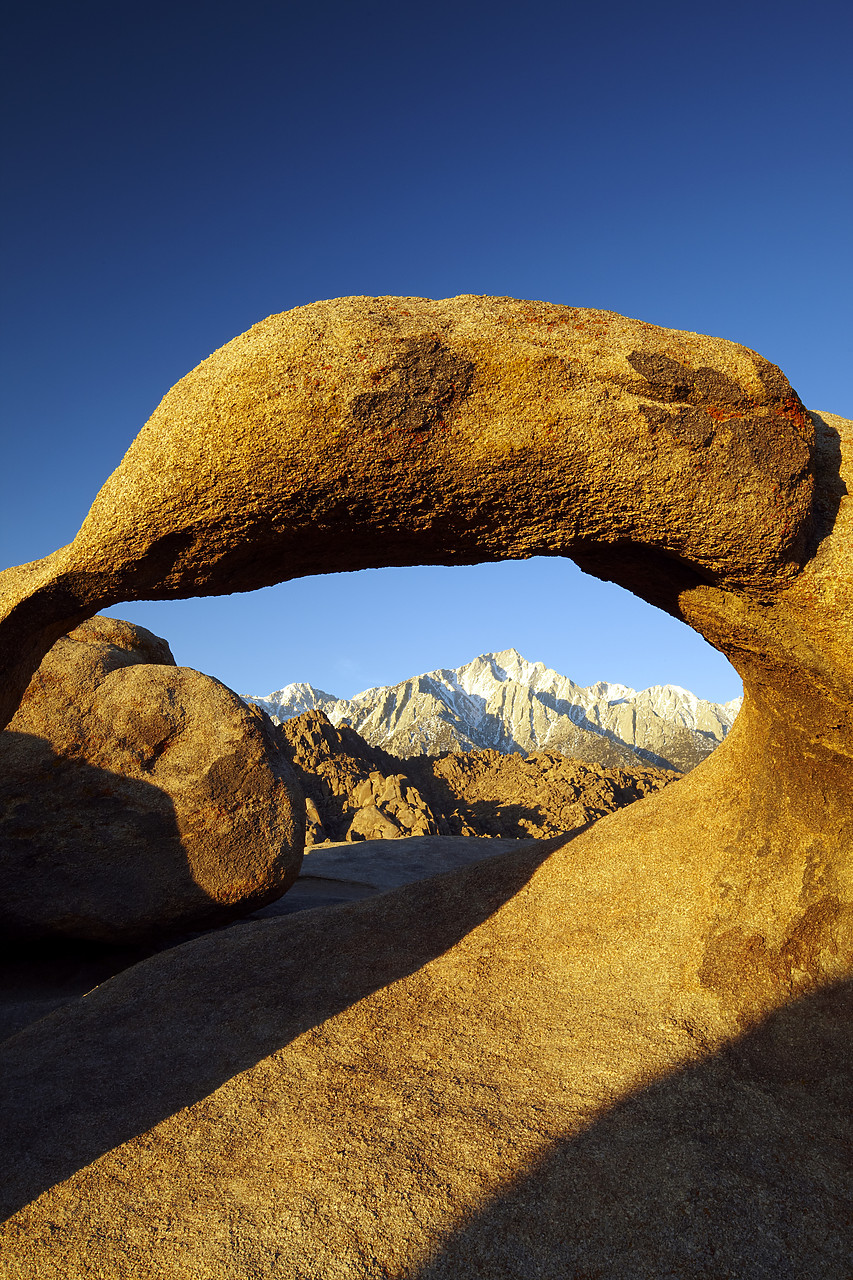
{"left": 0, "top": 725, "right": 302, "bottom": 944}
{"left": 0, "top": 732, "right": 208, "bottom": 944}
{"left": 406, "top": 978, "right": 853, "bottom": 1280}
{"left": 0, "top": 837, "right": 558, "bottom": 1222}
{"left": 0, "top": 936, "right": 180, "bottom": 1043}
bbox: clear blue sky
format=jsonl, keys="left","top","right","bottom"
{"left": 2, "top": 1, "right": 850, "bottom": 703}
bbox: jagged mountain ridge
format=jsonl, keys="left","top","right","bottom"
{"left": 244, "top": 649, "right": 742, "bottom": 773}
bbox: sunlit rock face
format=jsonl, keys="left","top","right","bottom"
{"left": 274, "top": 706, "right": 444, "bottom": 844}
{"left": 0, "top": 294, "right": 816, "bottom": 732}
{"left": 248, "top": 648, "right": 742, "bottom": 772}
{"left": 0, "top": 298, "right": 851, "bottom": 1276}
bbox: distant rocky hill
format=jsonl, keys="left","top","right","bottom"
{"left": 276, "top": 709, "right": 678, "bottom": 846}
{"left": 246, "top": 649, "right": 741, "bottom": 774}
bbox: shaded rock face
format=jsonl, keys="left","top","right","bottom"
{"left": 277, "top": 708, "right": 675, "bottom": 844}
{"left": 0, "top": 301, "right": 851, "bottom": 1275}
{"left": 0, "top": 617, "right": 304, "bottom": 942}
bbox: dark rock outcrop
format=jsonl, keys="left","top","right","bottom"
{"left": 406, "top": 747, "right": 677, "bottom": 839}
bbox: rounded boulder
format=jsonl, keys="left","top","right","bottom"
{"left": 0, "top": 616, "right": 305, "bottom": 942}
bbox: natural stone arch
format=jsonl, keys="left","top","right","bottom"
{"left": 1, "top": 291, "right": 851, "bottom": 989}
{"left": 0, "top": 295, "right": 819, "bottom": 727}
{"left": 1, "top": 296, "right": 852, "bottom": 1272}
{"left": 2, "top": 296, "right": 852, "bottom": 964}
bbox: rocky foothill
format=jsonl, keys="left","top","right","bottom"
{"left": 0, "top": 297, "right": 851, "bottom": 1277}
{"left": 278, "top": 706, "right": 677, "bottom": 844}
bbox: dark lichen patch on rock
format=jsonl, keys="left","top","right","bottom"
{"left": 627, "top": 350, "right": 750, "bottom": 410}
{"left": 753, "top": 354, "right": 802, "bottom": 405}
{"left": 627, "top": 349, "right": 810, "bottom": 456}
{"left": 639, "top": 403, "right": 717, "bottom": 447}
{"left": 628, "top": 352, "right": 696, "bottom": 402}
{"left": 349, "top": 336, "right": 475, "bottom": 437}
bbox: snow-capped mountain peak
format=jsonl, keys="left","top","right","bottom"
{"left": 244, "top": 651, "right": 742, "bottom": 774}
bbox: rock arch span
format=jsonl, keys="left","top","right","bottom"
{"left": 1, "top": 296, "right": 852, "bottom": 1270}
{"left": 0, "top": 290, "right": 850, "bottom": 989}
{"left": 0, "top": 295, "right": 820, "bottom": 726}
{"left": 2, "top": 296, "right": 852, "bottom": 982}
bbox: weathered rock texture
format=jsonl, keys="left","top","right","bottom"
{"left": 277, "top": 709, "right": 443, "bottom": 843}
{"left": 0, "top": 297, "right": 850, "bottom": 1276}
{"left": 276, "top": 707, "right": 674, "bottom": 844}
{"left": 0, "top": 616, "right": 304, "bottom": 941}
{"left": 0, "top": 296, "right": 814, "bottom": 732}
{"left": 406, "top": 747, "right": 676, "bottom": 839}
{"left": 250, "top": 648, "right": 741, "bottom": 772}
